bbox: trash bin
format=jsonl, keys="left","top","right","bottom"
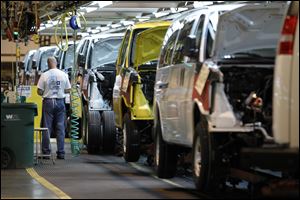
{"left": 1, "top": 103, "right": 37, "bottom": 169}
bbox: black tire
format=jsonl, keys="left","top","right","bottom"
{"left": 1, "top": 149, "right": 13, "bottom": 169}
{"left": 86, "top": 110, "right": 102, "bottom": 154}
{"left": 193, "top": 119, "right": 221, "bottom": 192}
{"left": 154, "top": 118, "right": 177, "bottom": 178}
{"left": 102, "top": 111, "right": 116, "bottom": 154}
{"left": 123, "top": 112, "right": 140, "bottom": 162}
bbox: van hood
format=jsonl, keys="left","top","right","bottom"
{"left": 134, "top": 25, "right": 169, "bottom": 68}
{"left": 212, "top": 3, "right": 287, "bottom": 60}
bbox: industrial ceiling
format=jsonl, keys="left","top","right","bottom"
{"left": 1, "top": 1, "right": 256, "bottom": 38}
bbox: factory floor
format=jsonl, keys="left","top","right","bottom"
{"left": 1, "top": 140, "right": 203, "bottom": 199}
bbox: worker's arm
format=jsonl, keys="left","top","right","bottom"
{"left": 37, "top": 74, "right": 45, "bottom": 96}
{"left": 37, "top": 88, "right": 44, "bottom": 96}
{"left": 64, "top": 74, "right": 72, "bottom": 94}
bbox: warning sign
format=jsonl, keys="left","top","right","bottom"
{"left": 17, "top": 85, "right": 32, "bottom": 97}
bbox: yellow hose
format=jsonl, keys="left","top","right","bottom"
{"left": 54, "top": 13, "right": 70, "bottom": 51}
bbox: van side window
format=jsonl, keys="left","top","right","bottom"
{"left": 172, "top": 20, "right": 195, "bottom": 64}
{"left": 206, "top": 25, "right": 214, "bottom": 59}
{"left": 195, "top": 15, "right": 205, "bottom": 51}
{"left": 82, "top": 40, "right": 90, "bottom": 56}
{"left": 119, "top": 30, "right": 131, "bottom": 67}
{"left": 159, "top": 29, "right": 179, "bottom": 67}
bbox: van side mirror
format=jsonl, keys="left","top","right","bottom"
{"left": 20, "top": 62, "right": 25, "bottom": 69}
{"left": 32, "top": 60, "right": 37, "bottom": 69}
{"left": 77, "top": 53, "right": 86, "bottom": 68}
{"left": 183, "top": 35, "right": 198, "bottom": 59}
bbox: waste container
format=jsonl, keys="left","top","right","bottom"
{"left": 1, "top": 103, "right": 37, "bottom": 169}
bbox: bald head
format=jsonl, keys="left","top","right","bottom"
{"left": 47, "top": 57, "right": 57, "bottom": 69}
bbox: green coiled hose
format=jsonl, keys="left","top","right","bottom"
{"left": 69, "top": 24, "right": 81, "bottom": 156}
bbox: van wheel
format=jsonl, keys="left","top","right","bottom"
{"left": 154, "top": 118, "right": 177, "bottom": 178}
{"left": 1, "top": 149, "right": 11, "bottom": 169}
{"left": 86, "top": 111, "right": 101, "bottom": 154}
{"left": 193, "top": 119, "right": 221, "bottom": 192}
{"left": 102, "top": 111, "right": 116, "bottom": 154}
{"left": 123, "top": 113, "right": 140, "bottom": 162}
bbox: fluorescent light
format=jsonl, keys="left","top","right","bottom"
{"left": 193, "top": 1, "right": 214, "bottom": 8}
{"left": 111, "top": 24, "right": 121, "bottom": 28}
{"left": 38, "top": 27, "right": 45, "bottom": 31}
{"left": 45, "top": 23, "right": 53, "bottom": 28}
{"left": 170, "top": 7, "right": 188, "bottom": 13}
{"left": 100, "top": 27, "right": 109, "bottom": 32}
{"left": 153, "top": 12, "right": 170, "bottom": 18}
{"left": 81, "top": 7, "right": 97, "bottom": 13}
{"left": 78, "top": 11, "right": 85, "bottom": 16}
{"left": 90, "top": 1, "right": 98, "bottom": 6}
{"left": 78, "top": 32, "right": 89, "bottom": 37}
{"left": 97, "top": 1, "right": 112, "bottom": 8}
{"left": 120, "top": 21, "right": 134, "bottom": 26}
{"left": 91, "top": 29, "right": 100, "bottom": 34}
{"left": 52, "top": 20, "right": 59, "bottom": 25}
{"left": 138, "top": 18, "right": 149, "bottom": 22}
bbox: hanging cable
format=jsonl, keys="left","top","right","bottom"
{"left": 17, "top": 2, "right": 24, "bottom": 30}
{"left": 54, "top": 12, "right": 70, "bottom": 51}
{"left": 69, "top": 6, "right": 86, "bottom": 156}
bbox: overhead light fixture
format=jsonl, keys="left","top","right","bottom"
{"left": 45, "top": 23, "right": 54, "bottom": 28}
{"left": 85, "top": 7, "right": 97, "bottom": 13}
{"left": 111, "top": 24, "right": 122, "bottom": 28}
{"left": 153, "top": 12, "right": 170, "bottom": 18}
{"left": 78, "top": 11, "right": 85, "bottom": 16}
{"left": 170, "top": 7, "right": 188, "bottom": 13}
{"left": 78, "top": 32, "right": 89, "bottom": 37}
{"left": 97, "top": 1, "right": 113, "bottom": 8}
{"left": 120, "top": 21, "right": 134, "bottom": 26}
{"left": 138, "top": 18, "right": 149, "bottom": 22}
{"left": 100, "top": 27, "right": 109, "bottom": 32}
{"left": 38, "top": 27, "right": 46, "bottom": 31}
{"left": 193, "top": 1, "right": 214, "bottom": 8}
{"left": 91, "top": 29, "right": 100, "bottom": 34}
{"left": 52, "top": 20, "right": 59, "bottom": 25}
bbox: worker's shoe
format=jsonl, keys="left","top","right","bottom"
{"left": 56, "top": 155, "right": 65, "bottom": 159}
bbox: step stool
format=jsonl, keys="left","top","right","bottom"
{"left": 34, "top": 128, "right": 55, "bottom": 165}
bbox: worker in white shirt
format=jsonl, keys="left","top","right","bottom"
{"left": 37, "top": 57, "right": 71, "bottom": 159}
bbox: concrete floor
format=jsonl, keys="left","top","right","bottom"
{"left": 1, "top": 169, "right": 58, "bottom": 199}
{"left": 1, "top": 141, "right": 202, "bottom": 199}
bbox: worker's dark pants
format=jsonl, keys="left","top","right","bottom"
{"left": 42, "top": 98, "right": 66, "bottom": 156}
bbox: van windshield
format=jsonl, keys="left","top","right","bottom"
{"left": 40, "top": 49, "right": 56, "bottom": 71}
{"left": 63, "top": 44, "right": 76, "bottom": 70}
{"left": 89, "top": 38, "right": 122, "bottom": 69}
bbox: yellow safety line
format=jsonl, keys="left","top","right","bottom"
{"left": 26, "top": 168, "right": 72, "bottom": 199}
